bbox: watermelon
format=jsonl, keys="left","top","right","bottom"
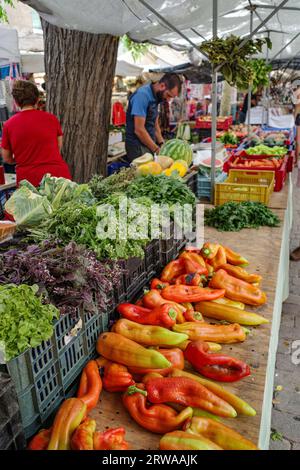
{"left": 159, "top": 139, "right": 193, "bottom": 167}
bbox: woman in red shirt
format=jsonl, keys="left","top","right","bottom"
{"left": 1, "top": 80, "right": 71, "bottom": 187}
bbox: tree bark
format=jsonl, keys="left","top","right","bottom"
{"left": 42, "top": 20, "right": 119, "bottom": 182}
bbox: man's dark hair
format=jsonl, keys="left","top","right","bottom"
{"left": 159, "top": 73, "right": 182, "bottom": 94}
{"left": 12, "top": 80, "right": 39, "bottom": 108}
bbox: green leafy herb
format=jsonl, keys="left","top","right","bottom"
{"left": 205, "top": 201, "right": 280, "bottom": 232}
{"left": 0, "top": 284, "right": 59, "bottom": 361}
{"left": 200, "top": 35, "right": 272, "bottom": 90}
{"left": 89, "top": 168, "right": 137, "bottom": 201}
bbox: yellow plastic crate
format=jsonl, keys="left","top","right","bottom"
{"left": 214, "top": 170, "right": 275, "bottom": 206}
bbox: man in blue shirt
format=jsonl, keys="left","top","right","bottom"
{"left": 125, "top": 73, "right": 182, "bottom": 161}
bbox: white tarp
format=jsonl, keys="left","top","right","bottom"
{"left": 21, "top": 53, "right": 45, "bottom": 73}
{"left": 0, "top": 25, "right": 20, "bottom": 65}
{"left": 115, "top": 60, "right": 143, "bottom": 77}
{"left": 21, "top": 0, "right": 300, "bottom": 61}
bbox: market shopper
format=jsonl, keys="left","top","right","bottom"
{"left": 1, "top": 80, "right": 71, "bottom": 187}
{"left": 125, "top": 73, "right": 182, "bottom": 161}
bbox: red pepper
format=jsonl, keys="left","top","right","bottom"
{"left": 184, "top": 341, "right": 251, "bottom": 383}
{"left": 175, "top": 273, "right": 203, "bottom": 287}
{"left": 103, "top": 362, "right": 135, "bottom": 392}
{"left": 161, "top": 259, "right": 186, "bottom": 283}
{"left": 182, "top": 303, "right": 204, "bottom": 323}
{"left": 183, "top": 258, "right": 208, "bottom": 277}
{"left": 151, "top": 279, "right": 170, "bottom": 290}
{"left": 142, "top": 289, "right": 187, "bottom": 315}
{"left": 161, "top": 285, "right": 225, "bottom": 303}
{"left": 117, "top": 303, "right": 177, "bottom": 328}
{"left": 93, "top": 428, "right": 129, "bottom": 450}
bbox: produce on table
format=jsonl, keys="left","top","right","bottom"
{"left": 245, "top": 144, "right": 287, "bottom": 156}
{"left": 199, "top": 35, "right": 271, "bottom": 89}
{"left": 0, "top": 241, "right": 123, "bottom": 316}
{"left": 212, "top": 297, "right": 245, "bottom": 310}
{"left": 117, "top": 303, "right": 178, "bottom": 328}
{"left": 144, "top": 376, "right": 237, "bottom": 418}
{"left": 5, "top": 175, "right": 94, "bottom": 226}
{"left": 185, "top": 417, "right": 258, "bottom": 450}
{"left": 173, "top": 322, "right": 246, "bottom": 344}
{"left": 176, "top": 123, "right": 191, "bottom": 142}
{"left": 112, "top": 319, "right": 188, "bottom": 347}
{"left": 93, "top": 428, "right": 129, "bottom": 450}
{"left": 223, "top": 246, "right": 249, "bottom": 266}
{"left": 76, "top": 360, "right": 102, "bottom": 412}
{"left": 96, "top": 332, "right": 171, "bottom": 369}
{"left": 123, "top": 384, "right": 193, "bottom": 434}
{"left": 137, "top": 162, "right": 162, "bottom": 176}
{"left": 71, "top": 418, "right": 96, "bottom": 450}
{"left": 163, "top": 161, "right": 188, "bottom": 178}
{"left": 205, "top": 202, "right": 280, "bottom": 232}
{"left": 126, "top": 174, "right": 196, "bottom": 207}
{"left": 209, "top": 269, "right": 267, "bottom": 306}
{"left": 127, "top": 348, "right": 184, "bottom": 378}
{"left": 28, "top": 196, "right": 155, "bottom": 260}
{"left": 196, "top": 301, "right": 269, "bottom": 326}
{"left": 170, "top": 369, "right": 256, "bottom": 416}
{"left": 47, "top": 398, "right": 87, "bottom": 450}
{"left": 156, "top": 155, "right": 173, "bottom": 170}
{"left": 219, "top": 132, "right": 238, "bottom": 146}
{"left": 27, "top": 428, "right": 52, "bottom": 450}
{"left": 161, "top": 258, "right": 186, "bottom": 282}
{"left": 184, "top": 341, "right": 251, "bottom": 383}
{"left": 161, "top": 285, "right": 226, "bottom": 303}
{"left": 198, "top": 158, "right": 224, "bottom": 178}
{"left": 89, "top": 167, "right": 137, "bottom": 200}
{"left": 208, "top": 246, "right": 227, "bottom": 271}
{"left": 216, "top": 264, "right": 262, "bottom": 284}
{"left": 159, "top": 431, "right": 222, "bottom": 450}
{"left": 159, "top": 139, "right": 193, "bottom": 166}
{"left": 102, "top": 363, "right": 135, "bottom": 393}
{"left": 131, "top": 154, "right": 154, "bottom": 167}
{"left": 0, "top": 284, "right": 59, "bottom": 360}
{"left": 231, "top": 156, "right": 284, "bottom": 169}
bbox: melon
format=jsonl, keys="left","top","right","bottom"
{"left": 201, "top": 158, "right": 223, "bottom": 168}
{"left": 159, "top": 139, "right": 193, "bottom": 167}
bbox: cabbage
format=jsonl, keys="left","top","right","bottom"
{"left": 5, "top": 187, "right": 53, "bottom": 227}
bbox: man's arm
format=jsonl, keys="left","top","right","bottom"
{"left": 1, "top": 148, "right": 15, "bottom": 164}
{"left": 134, "top": 116, "right": 160, "bottom": 153}
{"left": 155, "top": 116, "right": 164, "bottom": 145}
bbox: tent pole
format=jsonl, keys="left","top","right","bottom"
{"left": 247, "top": 9, "right": 254, "bottom": 136}
{"left": 211, "top": 0, "right": 218, "bottom": 204}
{"left": 266, "top": 31, "right": 271, "bottom": 127}
{"left": 272, "top": 32, "right": 300, "bottom": 62}
{"left": 215, "top": 0, "right": 289, "bottom": 74}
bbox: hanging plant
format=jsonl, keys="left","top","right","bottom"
{"left": 199, "top": 35, "right": 272, "bottom": 90}
{"left": 122, "top": 35, "right": 153, "bottom": 62}
{"left": 250, "top": 59, "right": 272, "bottom": 93}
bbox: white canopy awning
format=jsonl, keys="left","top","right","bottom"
{"left": 21, "top": 1, "right": 300, "bottom": 61}
{"left": 115, "top": 60, "right": 143, "bottom": 77}
{"left": 0, "top": 25, "right": 20, "bottom": 65}
{"left": 21, "top": 52, "right": 45, "bottom": 73}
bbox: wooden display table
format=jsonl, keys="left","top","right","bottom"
{"left": 90, "top": 178, "right": 293, "bottom": 451}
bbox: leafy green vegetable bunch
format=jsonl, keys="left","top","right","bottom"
{"left": 0, "top": 284, "right": 59, "bottom": 361}
{"left": 89, "top": 168, "right": 137, "bottom": 201}
{"left": 200, "top": 35, "right": 272, "bottom": 90}
{"left": 205, "top": 201, "right": 280, "bottom": 232}
{"left": 28, "top": 196, "right": 158, "bottom": 261}
{"left": 126, "top": 174, "right": 196, "bottom": 208}
{"left": 249, "top": 59, "right": 272, "bottom": 93}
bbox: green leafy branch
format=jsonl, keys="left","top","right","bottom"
{"left": 122, "top": 34, "right": 152, "bottom": 62}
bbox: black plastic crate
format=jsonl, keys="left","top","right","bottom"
{"left": 183, "top": 171, "right": 197, "bottom": 194}
{"left": 144, "top": 240, "right": 161, "bottom": 279}
{"left": 0, "top": 373, "right": 26, "bottom": 450}
{"left": 3, "top": 303, "right": 110, "bottom": 439}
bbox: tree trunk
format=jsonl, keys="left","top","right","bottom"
{"left": 42, "top": 20, "right": 119, "bottom": 182}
